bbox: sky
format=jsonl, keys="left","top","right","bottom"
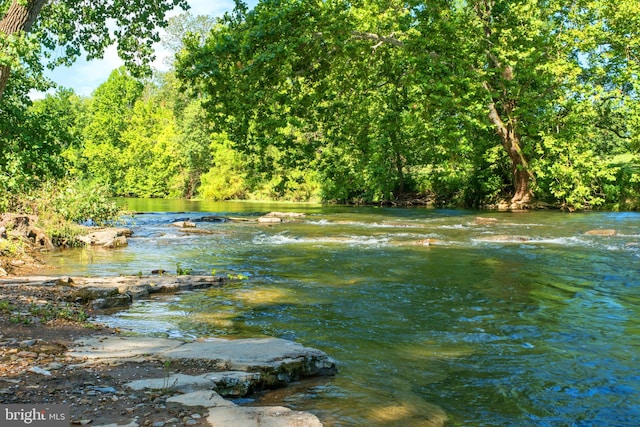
{"left": 42, "top": 0, "right": 240, "bottom": 97}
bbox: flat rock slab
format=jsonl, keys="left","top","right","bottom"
{"left": 168, "top": 391, "right": 322, "bottom": 427}
{"left": 68, "top": 336, "right": 180, "bottom": 361}
{"left": 0, "top": 275, "right": 226, "bottom": 309}
{"left": 125, "top": 371, "right": 262, "bottom": 395}
{"left": 69, "top": 335, "right": 336, "bottom": 383}
{"left": 166, "top": 390, "right": 234, "bottom": 409}
{"left": 126, "top": 373, "right": 214, "bottom": 392}
{"left": 69, "top": 337, "right": 333, "bottom": 426}
{"left": 164, "top": 337, "right": 326, "bottom": 365}
{"left": 206, "top": 405, "right": 322, "bottom": 427}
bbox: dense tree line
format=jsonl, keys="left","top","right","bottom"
{"left": 2, "top": 0, "right": 640, "bottom": 212}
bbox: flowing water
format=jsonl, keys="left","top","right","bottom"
{"left": 42, "top": 200, "right": 640, "bottom": 426}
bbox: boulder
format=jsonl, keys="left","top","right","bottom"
{"left": 103, "top": 235, "right": 128, "bottom": 248}
{"left": 0, "top": 214, "right": 54, "bottom": 250}
{"left": 91, "top": 295, "right": 132, "bottom": 310}
{"left": 77, "top": 228, "right": 132, "bottom": 248}
{"left": 72, "top": 286, "right": 120, "bottom": 303}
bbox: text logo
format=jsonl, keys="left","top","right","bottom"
{"left": 1, "top": 405, "right": 68, "bottom": 426}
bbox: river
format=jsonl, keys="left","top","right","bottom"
{"left": 41, "top": 200, "right": 640, "bottom": 426}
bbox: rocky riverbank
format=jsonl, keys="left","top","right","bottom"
{"left": 0, "top": 275, "right": 336, "bottom": 426}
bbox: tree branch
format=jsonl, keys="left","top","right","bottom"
{"left": 351, "top": 31, "right": 404, "bottom": 48}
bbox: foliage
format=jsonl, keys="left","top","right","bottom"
{"left": 3, "top": 1, "right": 640, "bottom": 211}
{"left": 10, "top": 302, "right": 88, "bottom": 325}
{"left": 176, "top": 262, "right": 192, "bottom": 275}
{"left": 26, "top": 179, "right": 122, "bottom": 225}
{"left": 174, "top": 0, "right": 640, "bottom": 209}
{"left": 0, "top": 79, "right": 70, "bottom": 209}
{"left": 0, "top": 0, "right": 189, "bottom": 99}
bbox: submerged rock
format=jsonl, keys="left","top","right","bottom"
{"left": 265, "top": 212, "right": 306, "bottom": 218}
{"left": 584, "top": 229, "right": 616, "bottom": 236}
{"left": 474, "top": 217, "right": 499, "bottom": 225}
{"left": 477, "top": 235, "right": 530, "bottom": 242}
{"left": 258, "top": 216, "right": 282, "bottom": 224}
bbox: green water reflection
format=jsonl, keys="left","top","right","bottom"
{"left": 41, "top": 200, "right": 640, "bottom": 426}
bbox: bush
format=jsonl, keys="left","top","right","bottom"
{"left": 31, "top": 179, "right": 122, "bottom": 225}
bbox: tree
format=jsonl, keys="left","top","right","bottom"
{"left": 177, "top": 0, "right": 426, "bottom": 203}
{"left": 121, "top": 91, "right": 182, "bottom": 197}
{"left": 79, "top": 67, "right": 143, "bottom": 192}
{"left": 0, "top": 0, "right": 188, "bottom": 99}
{"left": 0, "top": 83, "right": 81, "bottom": 210}
{"left": 178, "top": 0, "right": 640, "bottom": 208}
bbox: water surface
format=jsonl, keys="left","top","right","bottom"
{"left": 42, "top": 200, "right": 640, "bottom": 426}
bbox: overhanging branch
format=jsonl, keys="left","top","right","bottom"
{"left": 351, "top": 31, "right": 404, "bottom": 48}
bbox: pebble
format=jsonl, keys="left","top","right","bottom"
{"left": 191, "top": 414, "right": 201, "bottom": 419}
{"left": 185, "top": 421, "right": 197, "bottom": 426}
{"left": 19, "top": 339, "right": 36, "bottom": 347}
{"left": 152, "top": 422, "right": 165, "bottom": 427}
{"left": 18, "top": 351, "right": 38, "bottom": 358}
{"left": 46, "top": 362, "right": 64, "bottom": 370}
{"left": 28, "top": 366, "right": 52, "bottom": 376}
{"left": 93, "top": 386, "right": 117, "bottom": 393}
{"left": 165, "top": 418, "right": 179, "bottom": 424}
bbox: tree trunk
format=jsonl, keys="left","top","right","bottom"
{"left": 472, "top": 0, "right": 535, "bottom": 208}
{"left": 487, "top": 102, "right": 534, "bottom": 208}
{"left": 0, "top": 0, "right": 48, "bottom": 99}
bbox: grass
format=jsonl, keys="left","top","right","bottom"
{"left": 7, "top": 302, "right": 89, "bottom": 325}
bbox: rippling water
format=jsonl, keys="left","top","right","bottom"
{"left": 41, "top": 200, "right": 640, "bottom": 426}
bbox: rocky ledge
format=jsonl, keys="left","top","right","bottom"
{"left": 0, "top": 275, "right": 337, "bottom": 426}
{"left": 0, "top": 275, "right": 228, "bottom": 310}
{"left": 68, "top": 335, "right": 336, "bottom": 427}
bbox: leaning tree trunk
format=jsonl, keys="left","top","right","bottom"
{"left": 0, "top": 0, "right": 48, "bottom": 99}
{"left": 487, "top": 102, "right": 534, "bottom": 209}
{"left": 474, "top": 0, "right": 534, "bottom": 209}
